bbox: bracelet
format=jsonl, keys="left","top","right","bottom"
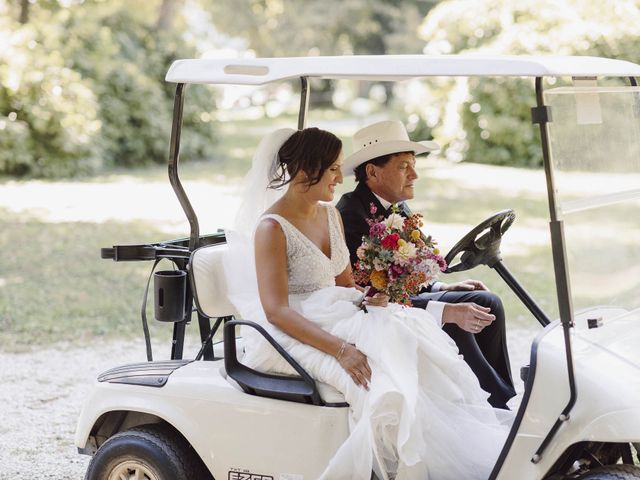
{"left": 336, "top": 341, "right": 347, "bottom": 361}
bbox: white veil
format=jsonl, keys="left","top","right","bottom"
{"left": 224, "top": 128, "right": 296, "bottom": 322}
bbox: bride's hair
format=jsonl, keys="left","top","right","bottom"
{"left": 269, "top": 127, "right": 342, "bottom": 189}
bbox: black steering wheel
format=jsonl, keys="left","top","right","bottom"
{"left": 444, "top": 209, "right": 516, "bottom": 273}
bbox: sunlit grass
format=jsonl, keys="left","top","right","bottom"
{"left": 0, "top": 210, "right": 178, "bottom": 351}
{"left": 0, "top": 114, "right": 587, "bottom": 350}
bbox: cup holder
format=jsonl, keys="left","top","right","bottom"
{"left": 154, "top": 270, "right": 187, "bottom": 322}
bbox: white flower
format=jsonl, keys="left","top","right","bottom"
{"left": 373, "top": 258, "right": 386, "bottom": 271}
{"left": 417, "top": 259, "right": 440, "bottom": 278}
{"left": 385, "top": 213, "right": 405, "bottom": 230}
{"left": 394, "top": 241, "right": 417, "bottom": 264}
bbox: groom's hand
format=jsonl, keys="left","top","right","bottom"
{"left": 442, "top": 302, "right": 495, "bottom": 334}
{"left": 441, "top": 279, "right": 489, "bottom": 292}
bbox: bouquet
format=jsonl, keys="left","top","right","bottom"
{"left": 353, "top": 203, "right": 447, "bottom": 306}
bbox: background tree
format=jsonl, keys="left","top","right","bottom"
{"left": 0, "top": 0, "right": 215, "bottom": 177}
{"left": 206, "top": 0, "right": 438, "bottom": 105}
{"left": 415, "top": 0, "right": 640, "bottom": 167}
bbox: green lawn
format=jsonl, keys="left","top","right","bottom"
{"left": 0, "top": 115, "right": 564, "bottom": 350}
{"left": 0, "top": 210, "right": 179, "bottom": 350}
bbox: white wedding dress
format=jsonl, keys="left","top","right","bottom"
{"left": 228, "top": 203, "right": 513, "bottom": 480}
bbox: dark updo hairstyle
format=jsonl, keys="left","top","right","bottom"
{"left": 353, "top": 150, "right": 413, "bottom": 183}
{"left": 269, "top": 127, "right": 342, "bottom": 189}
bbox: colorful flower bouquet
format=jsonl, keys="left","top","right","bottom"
{"left": 353, "top": 203, "right": 447, "bottom": 306}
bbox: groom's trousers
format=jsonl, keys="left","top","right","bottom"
{"left": 411, "top": 290, "right": 516, "bottom": 409}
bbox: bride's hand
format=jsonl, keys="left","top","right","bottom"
{"left": 337, "top": 343, "right": 371, "bottom": 390}
{"left": 364, "top": 293, "right": 389, "bottom": 308}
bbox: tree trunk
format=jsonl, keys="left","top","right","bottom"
{"left": 156, "top": 0, "right": 182, "bottom": 31}
{"left": 19, "top": 0, "right": 30, "bottom": 24}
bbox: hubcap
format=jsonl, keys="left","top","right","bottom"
{"left": 108, "top": 459, "right": 159, "bottom": 480}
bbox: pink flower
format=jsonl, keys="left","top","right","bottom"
{"left": 388, "top": 263, "right": 406, "bottom": 280}
{"left": 426, "top": 251, "right": 448, "bottom": 272}
{"left": 369, "top": 222, "right": 387, "bottom": 238}
{"left": 369, "top": 202, "right": 378, "bottom": 215}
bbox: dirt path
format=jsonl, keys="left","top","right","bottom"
{"left": 0, "top": 329, "right": 538, "bottom": 479}
{"left": 0, "top": 340, "right": 147, "bottom": 479}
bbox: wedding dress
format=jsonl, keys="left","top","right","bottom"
{"left": 224, "top": 129, "right": 512, "bottom": 480}
{"left": 228, "top": 204, "right": 512, "bottom": 480}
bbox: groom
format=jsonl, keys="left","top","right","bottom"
{"left": 336, "top": 120, "right": 516, "bottom": 409}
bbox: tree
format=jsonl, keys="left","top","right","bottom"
{"left": 0, "top": 9, "right": 101, "bottom": 176}
{"left": 0, "top": 0, "right": 217, "bottom": 177}
{"left": 414, "top": 0, "right": 640, "bottom": 167}
{"left": 205, "top": 0, "right": 439, "bottom": 104}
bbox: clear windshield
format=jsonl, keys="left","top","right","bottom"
{"left": 544, "top": 85, "right": 640, "bottom": 320}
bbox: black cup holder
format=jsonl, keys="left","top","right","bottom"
{"left": 154, "top": 270, "right": 187, "bottom": 322}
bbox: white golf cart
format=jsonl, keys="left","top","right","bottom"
{"left": 76, "top": 55, "right": 640, "bottom": 480}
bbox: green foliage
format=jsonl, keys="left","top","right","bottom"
{"left": 0, "top": 1, "right": 216, "bottom": 178}
{"left": 206, "top": 0, "right": 438, "bottom": 107}
{"left": 207, "top": 0, "right": 438, "bottom": 57}
{"left": 0, "top": 17, "right": 101, "bottom": 176}
{"left": 417, "top": 0, "right": 640, "bottom": 167}
{"left": 460, "top": 78, "right": 542, "bottom": 167}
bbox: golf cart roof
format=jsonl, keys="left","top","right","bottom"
{"left": 165, "top": 54, "right": 640, "bottom": 86}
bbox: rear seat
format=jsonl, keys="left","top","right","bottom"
{"left": 190, "top": 242, "right": 347, "bottom": 407}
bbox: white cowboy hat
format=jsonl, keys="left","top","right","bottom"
{"left": 343, "top": 120, "right": 439, "bottom": 174}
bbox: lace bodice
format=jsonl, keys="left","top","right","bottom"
{"left": 262, "top": 205, "right": 350, "bottom": 295}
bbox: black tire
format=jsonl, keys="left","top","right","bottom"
{"left": 84, "top": 423, "right": 211, "bottom": 480}
{"left": 577, "top": 465, "right": 640, "bottom": 480}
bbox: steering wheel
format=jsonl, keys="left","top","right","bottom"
{"left": 443, "top": 209, "right": 516, "bottom": 273}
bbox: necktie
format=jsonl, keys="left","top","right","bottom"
{"left": 387, "top": 203, "right": 410, "bottom": 218}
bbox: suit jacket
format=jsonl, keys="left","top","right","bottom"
{"left": 335, "top": 181, "right": 384, "bottom": 267}
{"left": 336, "top": 182, "right": 435, "bottom": 293}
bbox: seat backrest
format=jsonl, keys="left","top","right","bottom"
{"left": 190, "top": 243, "right": 239, "bottom": 318}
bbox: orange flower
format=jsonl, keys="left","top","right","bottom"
{"left": 370, "top": 270, "right": 388, "bottom": 290}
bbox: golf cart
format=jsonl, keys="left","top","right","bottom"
{"left": 76, "top": 55, "right": 640, "bottom": 479}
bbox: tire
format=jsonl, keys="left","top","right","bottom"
{"left": 84, "top": 423, "right": 211, "bottom": 480}
{"left": 577, "top": 465, "right": 640, "bottom": 480}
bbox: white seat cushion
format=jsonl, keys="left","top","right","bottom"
{"left": 190, "top": 243, "right": 238, "bottom": 318}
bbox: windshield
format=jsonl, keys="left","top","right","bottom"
{"left": 544, "top": 85, "right": 640, "bottom": 322}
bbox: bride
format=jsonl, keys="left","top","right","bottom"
{"left": 225, "top": 127, "right": 513, "bottom": 480}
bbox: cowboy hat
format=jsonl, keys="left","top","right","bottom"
{"left": 343, "top": 120, "right": 439, "bottom": 174}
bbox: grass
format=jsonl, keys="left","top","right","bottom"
{"left": 0, "top": 210, "right": 179, "bottom": 350}
{"left": 2, "top": 113, "right": 593, "bottom": 351}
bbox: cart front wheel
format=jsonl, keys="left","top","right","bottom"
{"left": 576, "top": 465, "right": 640, "bottom": 479}
{"left": 84, "top": 423, "right": 208, "bottom": 480}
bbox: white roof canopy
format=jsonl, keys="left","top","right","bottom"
{"left": 165, "top": 55, "right": 640, "bottom": 86}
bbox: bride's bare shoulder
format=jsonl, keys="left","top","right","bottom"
{"left": 255, "top": 217, "right": 287, "bottom": 255}
{"left": 255, "top": 215, "right": 285, "bottom": 238}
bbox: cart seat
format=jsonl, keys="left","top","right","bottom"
{"left": 191, "top": 242, "right": 348, "bottom": 407}
{"left": 190, "top": 242, "right": 239, "bottom": 318}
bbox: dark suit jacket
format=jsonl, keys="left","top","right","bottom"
{"left": 335, "top": 181, "right": 384, "bottom": 267}
{"left": 335, "top": 182, "right": 435, "bottom": 293}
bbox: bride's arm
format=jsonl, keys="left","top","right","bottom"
{"left": 255, "top": 218, "right": 371, "bottom": 388}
